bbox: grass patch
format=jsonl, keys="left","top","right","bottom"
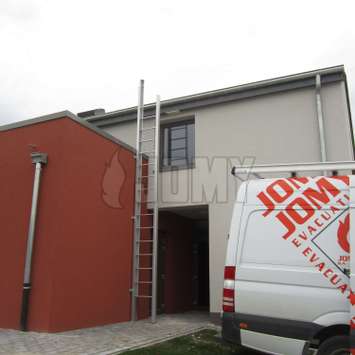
{"left": 120, "top": 329, "right": 258, "bottom": 355}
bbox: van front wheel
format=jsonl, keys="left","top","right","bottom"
{"left": 317, "top": 335, "right": 349, "bottom": 355}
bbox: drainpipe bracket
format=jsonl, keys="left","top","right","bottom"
{"left": 31, "top": 152, "right": 48, "bottom": 165}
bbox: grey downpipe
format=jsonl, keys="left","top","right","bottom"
{"left": 20, "top": 152, "right": 48, "bottom": 331}
{"left": 315, "top": 74, "right": 327, "bottom": 174}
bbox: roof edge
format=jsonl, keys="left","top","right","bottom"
{"left": 0, "top": 110, "right": 137, "bottom": 154}
{"left": 88, "top": 65, "right": 346, "bottom": 127}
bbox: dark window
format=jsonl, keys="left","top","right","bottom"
{"left": 160, "top": 119, "right": 195, "bottom": 169}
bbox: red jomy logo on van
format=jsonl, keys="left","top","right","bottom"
{"left": 338, "top": 214, "right": 350, "bottom": 253}
{"left": 257, "top": 176, "right": 353, "bottom": 301}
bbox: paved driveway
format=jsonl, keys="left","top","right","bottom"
{"left": 0, "top": 312, "right": 217, "bottom": 354}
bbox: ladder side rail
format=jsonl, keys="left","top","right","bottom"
{"left": 151, "top": 95, "right": 160, "bottom": 323}
{"left": 131, "top": 80, "right": 145, "bottom": 321}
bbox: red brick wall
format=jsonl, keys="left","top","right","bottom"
{"left": 0, "top": 116, "right": 139, "bottom": 331}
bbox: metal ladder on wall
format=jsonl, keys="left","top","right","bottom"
{"left": 131, "top": 80, "right": 160, "bottom": 323}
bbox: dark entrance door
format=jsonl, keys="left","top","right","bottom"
{"left": 157, "top": 231, "right": 167, "bottom": 314}
{"left": 157, "top": 208, "right": 209, "bottom": 314}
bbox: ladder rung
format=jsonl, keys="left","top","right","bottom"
{"left": 142, "top": 162, "right": 156, "bottom": 166}
{"left": 141, "top": 151, "right": 155, "bottom": 154}
{"left": 140, "top": 174, "right": 155, "bottom": 178}
{"left": 140, "top": 138, "right": 154, "bottom": 143}
{"left": 137, "top": 281, "right": 152, "bottom": 284}
{"left": 138, "top": 213, "right": 154, "bottom": 216}
{"left": 138, "top": 253, "right": 153, "bottom": 256}
{"left": 138, "top": 186, "right": 155, "bottom": 190}
{"left": 137, "top": 239, "right": 153, "bottom": 242}
{"left": 137, "top": 200, "right": 156, "bottom": 204}
{"left": 137, "top": 295, "right": 152, "bottom": 298}
{"left": 138, "top": 267, "right": 153, "bottom": 270}
{"left": 140, "top": 127, "right": 156, "bottom": 131}
{"left": 136, "top": 226, "right": 154, "bottom": 229}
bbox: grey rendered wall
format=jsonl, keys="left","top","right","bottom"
{"left": 104, "top": 81, "right": 354, "bottom": 313}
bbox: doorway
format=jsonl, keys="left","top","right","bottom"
{"left": 157, "top": 206, "right": 209, "bottom": 314}
{"left": 157, "top": 231, "right": 167, "bottom": 314}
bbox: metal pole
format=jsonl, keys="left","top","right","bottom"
{"left": 131, "top": 80, "right": 144, "bottom": 321}
{"left": 151, "top": 95, "right": 160, "bottom": 323}
{"left": 20, "top": 152, "right": 47, "bottom": 331}
{"left": 231, "top": 161, "right": 355, "bottom": 176}
{"left": 315, "top": 74, "right": 327, "bottom": 174}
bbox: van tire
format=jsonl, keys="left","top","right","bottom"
{"left": 317, "top": 335, "right": 349, "bottom": 355}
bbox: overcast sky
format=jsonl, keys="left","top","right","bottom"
{"left": 0, "top": 0, "right": 355, "bottom": 125}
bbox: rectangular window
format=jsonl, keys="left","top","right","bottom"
{"left": 160, "top": 119, "right": 195, "bottom": 170}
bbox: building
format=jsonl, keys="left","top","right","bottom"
{"left": 0, "top": 112, "right": 151, "bottom": 332}
{"left": 86, "top": 65, "right": 355, "bottom": 316}
{"left": 1, "top": 65, "right": 353, "bottom": 332}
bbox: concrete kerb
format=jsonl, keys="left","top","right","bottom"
{"left": 98, "top": 324, "right": 218, "bottom": 355}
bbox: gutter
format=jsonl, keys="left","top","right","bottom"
{"left": 20, "top": 152, "right": 48, "bottom": 331}
{"left": 88, "top": 65, "right": 345, "bottom": 128}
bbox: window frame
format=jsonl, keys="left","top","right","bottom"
{"left": 160, "top": 118, "right": 195, "bottom": 171}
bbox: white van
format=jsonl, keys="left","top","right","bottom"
{"left": 222, "top": 162, "right": 355, "bottom": 355}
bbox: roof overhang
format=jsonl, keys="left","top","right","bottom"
{"left": 87, "top": 65, "right": 347, "bottom": 128}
